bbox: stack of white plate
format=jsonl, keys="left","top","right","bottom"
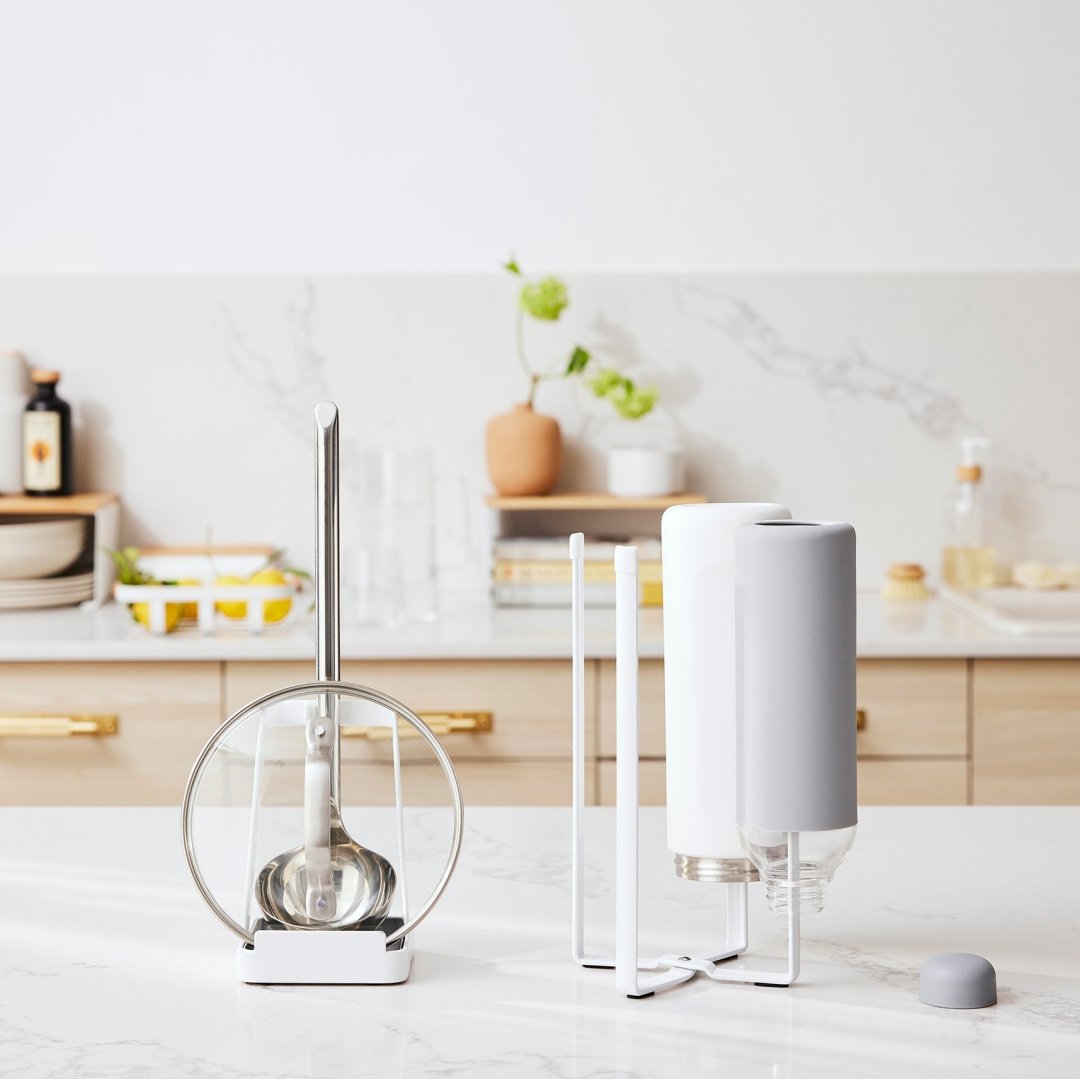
{"left": 0, "top": 517, "right": 92, "bottom": 609}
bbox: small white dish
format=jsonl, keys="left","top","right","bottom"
{"left": 0, "top": 570, "right": 93, "bottom": 594}
{"left": 0, "top": 570, "right": 93, "bottom": 608}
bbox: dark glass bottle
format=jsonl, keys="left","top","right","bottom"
{"left": 23, "top": 369, "right": 73, "bottom": 496}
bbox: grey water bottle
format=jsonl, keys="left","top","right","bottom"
{"left": 734, "top": 520, "right": 858, "bottom": 912}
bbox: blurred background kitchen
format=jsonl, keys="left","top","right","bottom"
{"left": 3, "top": 273, "right": 1078, "bottom": 589}
{"left": 4, "top": 2, "right": 1079, "bottom": 587}
{"left": 1, "top": 0, "right": 1079, "bottom": 808}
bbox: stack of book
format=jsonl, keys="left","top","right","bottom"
{"left": 492, "top": 535, "right": 662, "bottom": 607}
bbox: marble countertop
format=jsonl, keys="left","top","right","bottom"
{"left": 2, "top": 591, "right": 1080, "bottom": 662}
{"left": 0, "top": 805, "right": 1076, "bottom": 1078}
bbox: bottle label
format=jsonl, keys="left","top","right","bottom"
{"left": 23, "top": 412, "right": 61, "bottom": 492}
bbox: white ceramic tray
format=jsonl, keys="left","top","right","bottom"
{"left": 940, "top": 586, "right": 1080, "bottom": 636}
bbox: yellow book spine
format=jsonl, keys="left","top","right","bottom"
{"left": 493, "top": 559, "right": 662, "bottom": 585}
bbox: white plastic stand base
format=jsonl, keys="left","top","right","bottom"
{"left": 236, "top": 928, "right": 413, "bottom": 985}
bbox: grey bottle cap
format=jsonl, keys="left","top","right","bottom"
{"left": 918, "top": 953, "right": 997, "bottom": 1009}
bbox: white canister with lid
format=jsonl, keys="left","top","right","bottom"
{"left": 606, "top": 445, "right": 684, "bottom": 498}
{"left": 0, "top": 351, "right": 30, "bottom": 494}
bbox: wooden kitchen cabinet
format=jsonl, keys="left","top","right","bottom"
{"left": 225, "top": 659, "right": 596, "bottom": 806}
{"left": 973, "top": 659, "right": 1080, "bottom": 803}
{"left": 597, "top": 658, "right": 970, "bottom": 806}
{"left": 4, "top": 653, "right": 1076, "bottom": 808}
{"left": 0, "top": 656, "right": 596, "bottom": 808}
{"left": 855, "top": 659, "right": 969, "bottom": 804}
{"left": 0, "top": 662, "right": 221, "bottom": 805}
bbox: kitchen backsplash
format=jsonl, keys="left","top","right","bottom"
{"left": 1, "top": 273, "right": 1077, "bottom": 590}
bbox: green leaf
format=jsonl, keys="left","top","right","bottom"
{"left": 586, "top": 368, "right": 659, "bottom": 420}
{"left": 504, "top": 257, "right": 521, "bottom": 275}
{"left": 614, "top": 385, "right": 659, "bottom": 419}
{"left": 105, "top": 546, "right": 158, "bottom": 586}
{"left": 520, "top": 276, "right": 569, "bottom": 320}
{"left": 565, "top": 346, "right": 591, "bottom": 375}
{"left": 587, "top": 368, "right": 623, "bottom": 398}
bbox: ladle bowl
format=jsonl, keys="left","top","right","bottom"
{"left": 255, "top": 816, "right": 397, "bottom": 930}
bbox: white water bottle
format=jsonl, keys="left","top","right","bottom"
{"left": 661, "top": 502, "right": 790, "bottom": 881}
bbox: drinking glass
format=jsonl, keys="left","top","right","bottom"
{"left": 347, "top": 448, "right": 438, "bottom": 626}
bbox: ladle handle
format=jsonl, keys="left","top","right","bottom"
{"left": 315, "top": 402, "right": 340, "bottom": 683}
{"left": 304, "top": 716, "right": 335, "bottom": 920}
{"left": 307, "top": 402, "right": 340, "bottom": 921}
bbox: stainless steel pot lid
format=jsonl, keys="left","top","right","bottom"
{"left": 182, "top": 679, "right": 463, "bottom": 946}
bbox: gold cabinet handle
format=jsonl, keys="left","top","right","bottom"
{"left": 342, "top": 711, "right": 493, "bottom": 741}
{"left": 856, "top": 708, "right": 867, "bottom": 731}
{"left": 0, "top": 714, "right": 119, "bottom": 738}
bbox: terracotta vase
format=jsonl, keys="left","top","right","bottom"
{"left": 485, "top": 403, "right": 562, "bottom": 496}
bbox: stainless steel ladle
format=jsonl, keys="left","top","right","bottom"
{"left": 254, "top": 402, "right": 396, "bottom": 929}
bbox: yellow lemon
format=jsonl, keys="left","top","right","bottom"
{"left": 179, "top": 578, "right": 202, "bottom": 621}
{"left": 131, "top": 601, "right": 182, "bottom": 632}
{"left": 215, "top": 574, "right": 249, "bottom": 619}
{"left": 248, "top": 568, "right": 293, "bottom": 623}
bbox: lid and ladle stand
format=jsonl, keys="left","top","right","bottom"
{"left": 181, "top": 403, "right": 464, "bottom": 984}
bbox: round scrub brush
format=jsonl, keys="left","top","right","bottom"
{"left": 882, "top": 563, "right": 930, "bottom": 602}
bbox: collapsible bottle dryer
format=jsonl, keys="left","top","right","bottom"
{"left": 570, "top": 509, "right": 857, "bottom": 998}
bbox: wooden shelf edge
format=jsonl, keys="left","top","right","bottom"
{"left": 139, "top": 544, "right": 277, "bottom": 557}
{"left": 0, "top": 492, "right": 119, "bottom": 515}
{"left": 485, "top": 492, "right": 707, "bottom": 511}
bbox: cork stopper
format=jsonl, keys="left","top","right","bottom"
{"left": 29, "top": 368, "right": 60, "bottom": 384}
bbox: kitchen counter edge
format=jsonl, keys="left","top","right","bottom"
{"left": 2, "top": 592, "right": 1080, "bottom": 661}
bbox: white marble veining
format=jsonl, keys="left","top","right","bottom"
{"left": 0, "top": 274, "right": 1078, "bottom": 590}
{"left": 0, "top": 806, "right": 1076, "bottom": 1078}
{"left": 3, "top": 592, "right": 1080, "bottom": 661}
{"left": 671, "top": 283, "right": 975, "bottom": 440}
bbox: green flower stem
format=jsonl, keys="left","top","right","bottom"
{"left": 515, "top": 305, "right": 535, "bottom": 399}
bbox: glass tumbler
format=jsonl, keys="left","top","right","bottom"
{"left": 348, "top": 448, "right": 438, "bottom": 626}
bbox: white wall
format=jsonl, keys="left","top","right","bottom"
{"left": 1, "top": 1, "right": 1079, "bottom": 272}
